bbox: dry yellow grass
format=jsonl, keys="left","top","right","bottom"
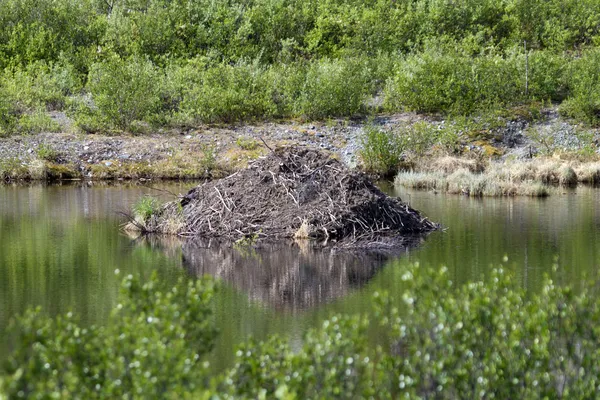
{"left": 394, "top": 156, "right": 599, "bottom": 197}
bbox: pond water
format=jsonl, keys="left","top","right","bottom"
{"left": 1, "top": 182, "right": 599, "bottom": 370}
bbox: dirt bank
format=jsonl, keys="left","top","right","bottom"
{"left": 0, "top": 108, "right": 598, "bottom": 186}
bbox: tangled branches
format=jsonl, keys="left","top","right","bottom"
{"left": 148, "top": 147, "right": 438, "bottom": 246}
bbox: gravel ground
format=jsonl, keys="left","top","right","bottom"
{"left": 0, "top": 108, "right": 597, "bottom": 177}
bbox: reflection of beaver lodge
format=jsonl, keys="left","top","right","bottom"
{"left": 181, "top": 238, "right": 426, "bottom": 310}
{"left": 140, "top": 146, "right": 438, "bottom": 247}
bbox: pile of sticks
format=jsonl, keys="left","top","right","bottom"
{"left": 155, "top": 146, "right": 438, "bottom": 246}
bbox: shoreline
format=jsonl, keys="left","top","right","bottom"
{"left": 1, "top": 110, "right": 599, "bottom": 197}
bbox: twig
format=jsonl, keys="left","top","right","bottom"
{"left": 260, "top": 137, "right": 274, "bottom": 152}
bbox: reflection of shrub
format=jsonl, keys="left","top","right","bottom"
{"left": 86, "top": 56, "right": 162, "bottom": 130}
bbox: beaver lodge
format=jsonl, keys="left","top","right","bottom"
{"left": 129, "top": 146, "right": 438, "bottom": 247}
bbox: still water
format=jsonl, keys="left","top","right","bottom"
{"left": 1, "top": 182, "right": 599, "bottom": 370}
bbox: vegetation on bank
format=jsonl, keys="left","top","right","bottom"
{"left": 3, "top": 263, "right": 600, "bottom": 398}
{"left": 395, "top": 158, "right": 600, "bottom": 197}
{"left": 1, "top": 0, "right": 600, "bottom": 136}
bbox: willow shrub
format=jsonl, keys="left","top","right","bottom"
{"left": 222, "top": 265, "right": 600, "bottom": 399}
{"left": 0, "top": 61, "right": 79, "bottom": 135}
{"left": 383, "top": 43, "right": 568, "bottom": 116}
{"left": 2, "top": 273, "right": 218, "bottom": 399}
{"left": 82, "top": 55, "right": 162, "bottom": 131}
{"left": 5, "top": 264, "right": 600, "bottom": 398}
{"left": 168, "top": 56, "right": 374, "bottom": 125}
{"left": 359, "top": 125, "right": 406, "bottom": 176}
{"left": 291, "top": 57, "right": 372, "bottom": 119}
{"left": 383, "top": 45, "right": 521, "bottom": 115}
{"left": 168, "top": 58, "right": 279, "bottom": 125}
{"left": 560, "top": 48, "right": 600, "bottom": 126}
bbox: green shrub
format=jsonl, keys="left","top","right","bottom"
{"left": 85, "top": 56, "right": 162, "bottom": 131}
{"left": 359, "top": 125, "right": 405, "bottom": 176}
{"left": 221, "top": 315, "right": 387, "bottom": 399}
{"left": 2, "top": 273, "right": 218, "bottom": 399}
{"left": 6, "top": 263, "right": 600, "bottom": 398}
{"left": 292, "top": 57, "right": 371, "bottom": 119}
{"left": 170, "top": 58, "right": 278, "bottom": 125}
{"left": 560, "top": 48, "right": 600, "bottom": 126}
{"left": 383, "top": 43, "right": 527, "bottom": 115}
{"left": 374, "top": 264, "right": 600, "bottom": 398}
{"left": 132, "top": 196, "right": 162, "bottom": 221}
{"left": 17, "top": 109, "right": 61, "bottom": 134}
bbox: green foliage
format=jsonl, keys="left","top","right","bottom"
{"left": 236, "top": 137, "right": 261, "bottom": 151}
{"left": 132, "top": 196, "right": 162, "bottom": 221}
{"left": 359, "top": 121, "right": 462, "bottom": 175}
{"left": 383, "top": 42, "right": 525, "bottom": 115}
{"left": 0, "top": 0, "right": 598, "bottom": 128}
{"left": 374, "top": 264, "right": 600, "bottom": 398}
{"left": 84, "top": 55, "right": 162, "bottom": 131}
{"left": 0, "top": 61, "right": 79, "bottom": 135}
{"left": 2, "top": 273, "right": 218, "bottom": 399}
{"left": 220, "top": 315, "right": 386, "bottom": 399}
{"left": 292, "top": 57, "right": 371, "bottom": 119}
{"left": 560, "top": 48, "right": 600, "bottom": 126}
{"left": 359, "top": 125, "right": 405, "bottom": 176}
{"left": 17, "top": 110, "right": 61, "bottom": 135}
{"left": 169, "top": 59, "right": 278, "bottom": 125}
{"left": 199, "top": 145, "right": 218, "bottom": 174}
{"left": 5, "top": 264, "right": 600, "bottom": 398}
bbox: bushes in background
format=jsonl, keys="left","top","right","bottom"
{"left": 560, "top": 49, "right": 600, "bottom": 126}
{"left": 0, "top": 0, "right": 600, "bottom": 133}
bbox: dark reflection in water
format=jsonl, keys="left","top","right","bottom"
{"left": 180, "top": 238, "right": 425, "bottom": 310}
{"left": 3, "top": 181, "right": 600, "bottom": 371}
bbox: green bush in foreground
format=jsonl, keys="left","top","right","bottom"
{"left": 4, "top": 263, "right": 600, "bottom": 398}
{"left": 2, "top": 273, "right": 218, "bottom": 398}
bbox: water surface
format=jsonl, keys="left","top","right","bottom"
{"left": 1, "top": 182, "right": 599, "bottom": 370}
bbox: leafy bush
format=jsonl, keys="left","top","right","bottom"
{"left": 291, "top": 57, "right": 372, "bottom": 119}
{"left": 359, "top": 125, "right": 406, "bottom": 176}
{"left": 2, "top": 273, "right": 218, "bottom": 399}
{"left": 374, "top": 264, "right": 600, "bottom": 398}
{"left": 84, "top": 56, "right": 162, "bottom": 131}
{"left": 0, "top": 61, "right": 79, "bottom": 135}
{"left": 560, "top": 49, "right": 600, "bottom": 126}
{"left": 132, "top": 196, "right": 162, "bottom": 221}
{"left": 17, "top": 110, "right": 61, "bottom": 134}
{"left": 383, "top": 43, "right": 527, "bottom": 115}
{"left": 5, "top": 263, "right": 600, "bottom": 398}
{"left": 170, "top": 59, "right": 278, "bottom": 125}
{"left": 220, "top": 315, "right": 387, "bottom": 399}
